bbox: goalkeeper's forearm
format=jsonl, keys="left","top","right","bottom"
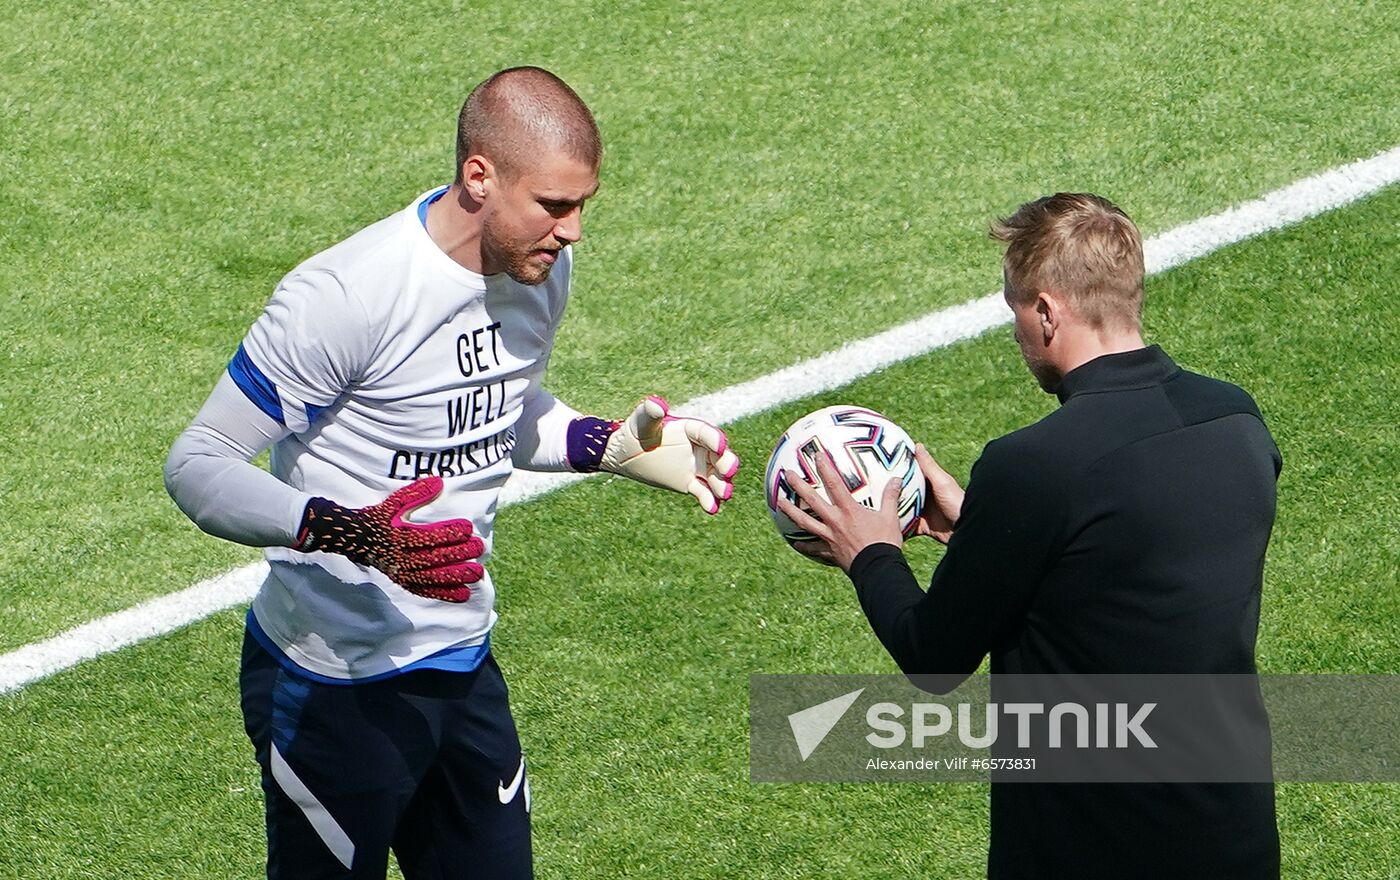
{"left": 163, "top": 373, "right": 310, "bottom": 548}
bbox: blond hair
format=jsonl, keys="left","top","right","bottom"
{"left": 991, "top": 193, "right": 1144, "bottom": 330}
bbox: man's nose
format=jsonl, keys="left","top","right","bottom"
{"left": 553, "top": 207, "right": 582, "bottom": 244}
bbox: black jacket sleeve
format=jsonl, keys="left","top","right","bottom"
{"left": 847, "top": 436, "right": 1066, "bottom": 686}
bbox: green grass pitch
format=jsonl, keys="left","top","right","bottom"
{"left": 2, "top": 1, "right": 1399, "bottom": 877}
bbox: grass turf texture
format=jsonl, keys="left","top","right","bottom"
{"left": 2, "top": 0, "right": 1400, "bottom": 649}
{"left": 3, "top": 183, "right": 1399, "bottom": 877}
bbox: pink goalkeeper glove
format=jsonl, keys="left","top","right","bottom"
{"left": 295, "top": 476, "right": 484, "bottom": 602}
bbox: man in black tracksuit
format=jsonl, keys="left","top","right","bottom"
{"left": 780, "top": 193, "right": 1281, "bottom": 879}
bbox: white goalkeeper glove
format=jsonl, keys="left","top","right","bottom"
{"left": 591, "top": 396, "right": 740, "bottom": 514}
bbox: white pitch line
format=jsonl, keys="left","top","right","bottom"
{"left": 0, "top": 563, "right": 267, "bottom": 693}
{"left": 4, "top": 145, "right": 1400, "bottom": 695}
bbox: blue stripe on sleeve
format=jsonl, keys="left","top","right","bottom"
{"left": 228, "top": 343, "right": 286, "bottom": 424}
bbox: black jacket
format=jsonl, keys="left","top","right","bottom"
{"left": 849, "top": 345, "right": 1282, "bottom": 879}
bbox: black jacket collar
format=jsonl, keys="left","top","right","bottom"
{"left": 1055, "top": 345, "right": 1180, "bottom": 404}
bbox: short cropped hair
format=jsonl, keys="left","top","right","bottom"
{"left": 455, "top": 67, "right": 602, "bottom": 183}
{"left": 991, "top": 193, "right": 1145, "bottom": 330}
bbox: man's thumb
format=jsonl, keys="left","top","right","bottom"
{"left": 627, "top": 396, "right": 668, "bottom": 448}
{"left": 883, "top": 476, "right": 903, "bottom": 507}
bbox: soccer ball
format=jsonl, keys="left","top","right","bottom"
{"left": 764, "top": 405, "right": 925, "bottom": 544}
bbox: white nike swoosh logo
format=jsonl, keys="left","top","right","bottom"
{"left": 498, "top": 757, "right": 526, "bottom": 804}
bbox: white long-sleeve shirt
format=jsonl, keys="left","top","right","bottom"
{"left": 165, "top": 187, "right": 581, "bottom": 681}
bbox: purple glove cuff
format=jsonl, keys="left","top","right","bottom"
{"left": 567, "top": 416, "right": 620, "bottom": 472}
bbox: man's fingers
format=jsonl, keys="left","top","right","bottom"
{"left": 422, "top": 560, "right": 484, "bottom": 585}
{"left": 782, "top": 468, "right": 831, "bottom": 515}
{"left": 687, "top": 477, "right": 720, "bottom": 515}
{"left": 913, "top": 442, "right": 966, "bottom": 527}
{"left": 403, "top": 561, "right": 485, "bottom": 587}
{"left": 404, "top": 583, "right": 475, "bottom": 603}
{"left": 712, "top": 448, "right": 740, "bottom": 480}
{"left": 394, "top": 516, "right": 478, "bottom": 549}
{"left": 439, "top": 561, "right": 486, "bottom": 585}
{"left": 644, "top": 395, "right": 668, "bottom": 419}
{"left": 384, "top": 478, "right": 480, "bottom": 543}
{"left": 681, "top": 418, "right": 728, "bottom": 456}
{"left": 776, "top": 495, "right": 831, "bottom": 540}
{"left": 811, "top": 451, "right": 855, "bottom": 507}
{"left": 914, "top": 443, "right": 953, "bottom": 484}
{"left": 706, "top": 473, "right": 734, "bottom": 502}
{"left": 400, "top": 560, "right": 484, "bottom": 602}
{"left": 625, "top": 397, "right": 667, "bottom": 449}
{"left": 383, "top": 476, "right": 445, "bottom": 520}
{"left": 882, "top": 476, "right": 902, "bottom": 509}
{"left": 790, "top": 538, "right": 839, "bottom": 567}
{"left": 398, "top": 538, "right": 485, "bottom": 572}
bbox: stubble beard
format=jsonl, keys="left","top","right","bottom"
{"left": 481, "top": 215, "right": 554, "bottom": 286}
{"left": 1025, "top": 351, "right": 1062, "bottom": 394}
{"left": 1016, "top": 336, "right": 1062, "bottom": 394}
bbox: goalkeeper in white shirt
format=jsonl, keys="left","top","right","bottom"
{"left": 164, "top": 66, "right": 739, "bottom": 880}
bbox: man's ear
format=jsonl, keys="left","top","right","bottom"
{"left": 1035, "top": 291, "right": 1060, "bottom": 343}
{"left": 462, "top": 155, "right": 492, "bottom": 203}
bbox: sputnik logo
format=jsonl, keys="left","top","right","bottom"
{"left": 787, "top": 688, "right": 865, "bottom": 761}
